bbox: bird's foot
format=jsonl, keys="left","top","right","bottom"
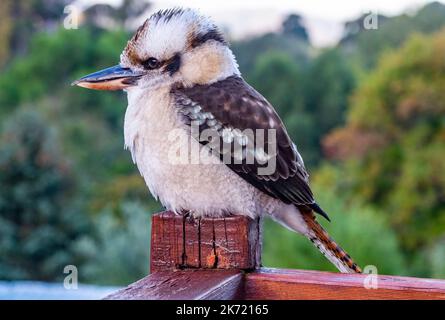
{"left": 182, "top": 210, "right": 199, "bottom": 226}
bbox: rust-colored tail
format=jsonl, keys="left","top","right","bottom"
{"left": 301, "top": 210, "right": 362, "bottom": 273}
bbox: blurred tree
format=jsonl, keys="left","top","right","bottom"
{"left": 0, "top": 109, "right": 92, "bottom": 281}
{"left": 263, "top": 185, "right": 406, "bottom": 275}
{"left": 247, "top": 52, "right": 318, "bottom": 166}
{"left": 0, "top": 0, "right": 13, "bottom": 67}
{"left": 324, "top": 30, "right": 445, "bottom": 253}
{"left": 83, "top": 0, "right": 151, "bottom": 30}
{"left": 232, "top": 30, "right": 311, "bottom": 75}
{"left": 249, "top": 52, "right": 304, "bottom": 118}
{"left": 0, "top": 27, "right": 129, "bottom": 125}
{"left": 0, "top": 0, "right": 72, "bottom": 67}
{"left": 246, "top": 49, "right": 354, "bottom": 167}
{"left": 77, "top": 202, "right": 152, "bottom": 285}
{"left": 89, "top": 174, "right": 159, "bottom": 216}
{"left": 340, "top": 13, "right": 388, "bottom": 47}
{"left": 427, "top": 239, "right": 445, "bottom": 278}
{"left": 339, "top": 2, "right": 445, "bottom": 69}
{"left": 281, "top": 14, "right": 309, "bottom": 42}
{"left": 304, "top": 48, "right": 355, "bottom": 162}
{"left": 0, "top": 0, "right": 150, "bottom": 68}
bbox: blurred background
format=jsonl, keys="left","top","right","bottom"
{"left": 1, "top": 0, "right": 445, "bottom": 298}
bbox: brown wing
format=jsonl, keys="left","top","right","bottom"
{"left": 171, "top": 76, "right": 321, "bottom": 212}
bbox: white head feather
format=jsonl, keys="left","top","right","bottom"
{"left": 120, "top": 8, "right": 240, "bottom": 89}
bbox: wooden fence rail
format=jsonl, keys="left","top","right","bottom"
{"left": 105, "top": 211, "right": 445, "bottom": 300}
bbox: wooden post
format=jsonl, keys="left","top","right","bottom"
{"left": 150, "top": 211, "right": 262, "bottom": 273}
{"left": 105, "top": 211, "right": 261, "bottom": 300}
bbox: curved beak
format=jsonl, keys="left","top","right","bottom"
{"left": 72, "top": 65, "right": 144, "bottom": 90}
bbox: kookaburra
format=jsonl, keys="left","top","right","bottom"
{"left": 73, "top": 8, "right": 361, "bottom": 273}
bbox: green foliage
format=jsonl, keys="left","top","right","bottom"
{"left": 263, "top": 186, "right": 406, "bottom": 275}
{"left": 324, "top": 30, "right": 445, "bottom": 252}
{"left": 232, "top": 32, "right": 311, "bottom": 76}
{"left": 340, "top": 2, "right": 445, "bottom": 69}
{"left": 244, "top": 48, "right": 355, "bottom": 166}
{"left": 0, "top": 27, "right": 129, "bottom": 124}
{"left": 78, "top": 202, "right": 152, "bottom": 286}
{"left": 427, "top": 239, "right": 445, "bottom": 278}
{"left": 247, "top": 52, "right": 317, "bottom": 165}
{"left": 304, "top": 48, "right": 355, "bottom": 163}
{"left": 305, "top": 48, "right": 355, "bottom": 138}
{"left": 84, "top": 0, "right": 151, "bottom": 29}
{"left": 0, "top": 25, "right": 139, "bottom": 185}
{"left": 0, "top": 109, "right": 92, "bottom": 281}
{"left": 0, "top": 0, "right": 73, "bottom": 67}
{"left": 0, "top": 0, "right": 13, "bottom": 66}
{"left": 281, "top": 14, "right": 309, "bottom": 42}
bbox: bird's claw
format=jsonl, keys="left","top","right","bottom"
{"left": 182, "top": 211, "right": 199, "bottom": 226}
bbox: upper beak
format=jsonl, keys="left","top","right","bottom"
{"left": 72, "top": 65, "right": 144, "bottom": 90}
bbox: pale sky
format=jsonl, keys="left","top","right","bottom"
{"left": 77, "top": 0, "right": 443, "bottom": 46}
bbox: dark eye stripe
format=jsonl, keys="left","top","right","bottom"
{"left": 140, "top": 54, "right": 181, "bottom": 75}
{"left": 164, "top": 53, "right": 181, "bottom": 75}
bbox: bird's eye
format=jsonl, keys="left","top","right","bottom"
{"left": 142, "top": 57, "right": 160, "bottom": 70}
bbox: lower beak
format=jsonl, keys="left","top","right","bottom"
{"left": 72, "top": 65, "right": 144, "bottom": 90}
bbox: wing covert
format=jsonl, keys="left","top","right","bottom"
{"left": 171, "top": 75, "right": 315, "bottom": 207}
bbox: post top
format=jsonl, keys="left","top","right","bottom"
{"left": 150, "top": 211, "right": 262, "bottom": 272}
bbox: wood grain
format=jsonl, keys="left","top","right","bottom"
{"left": 104, "top": 270, "right": 243, "bottom": 300}
{"left": 244, "top": 268, "right": 445, "bottom": 300}
{"left": 150, "top": 211, "right": 262, "bottom": 272}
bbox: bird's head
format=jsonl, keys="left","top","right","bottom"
{"left": 73, "top": 8, "right": 239, "bottom": 91}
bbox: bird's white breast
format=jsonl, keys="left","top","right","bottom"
{"left": 123, "top": 85, "right": 278, "bottom": 218}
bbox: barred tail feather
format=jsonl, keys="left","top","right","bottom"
{"left": 301, "top": 210, "right": 362, "bottom": 274}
